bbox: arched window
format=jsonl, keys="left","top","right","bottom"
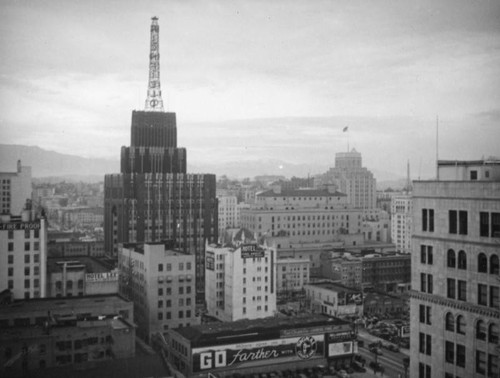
{"left": 476, "top": 319, "right": 486, "bottom": 340}
{"left": 447, "top": 249, "right": 456, "bottom": 268}
{"left": 489, "top": 323, "right": 499, "bottom": 344}
{"left": 457, "top": 250, "right": 467, "bottom": 270}
{"left": 478, "top": 253, "right": 488, "bottom": 273}
{"left": 456, "top": 315, "right": 466, "bottom": 335}
{"left": 490, "top": 255, "right": 499, "bottom": 275}
{"left": 445, "top": 312, "right": 455, "bottom": 331}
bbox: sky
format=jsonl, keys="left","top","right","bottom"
{"left": 1, "top": 0, "right": 499, "bottom": 179}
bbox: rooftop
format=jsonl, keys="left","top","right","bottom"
{"left": 258, "top": 188, "right": 346, "bottom": 198}
{"left": 173, "top": 314, "right": 349, "bottom": 344}
{"left": 306, "top": 281, "right": 361, "bottom": 293}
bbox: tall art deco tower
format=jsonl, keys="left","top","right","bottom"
{"left": 104, "top": 17, "right": 218, "bottom": 305}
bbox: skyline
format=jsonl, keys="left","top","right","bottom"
{"left": 1, "top": 0, "right": 499, "bottom": 179}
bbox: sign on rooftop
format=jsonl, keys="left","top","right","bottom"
{"left": 240, "top": 244, "right": 265, "bottom": 259}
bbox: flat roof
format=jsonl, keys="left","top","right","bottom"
{"left": 173, "top": 314, "right": 349, "bottom": 345}
{"left": 0, "top": 294, "right": 130, "bottom": 316}
{"left": 258, "top": 189, "right": 347, "bottom": 198}
{"left": 47, "top": 256, "right": 110, "bottom": 274}
{"left": 306, "top": 281, "right": 361, "bottom": 293}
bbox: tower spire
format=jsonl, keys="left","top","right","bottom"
{"left": 145, "top": 17, "right": 164, "bottom": 112}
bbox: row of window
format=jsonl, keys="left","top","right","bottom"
{"left": 6, "top": 229, "right": 40, "bottom": 239}
{"left": 7, "top": 266, "right": 40, "bottom": 276}
{"left": 158, "top": 310, "right": 192, "bottom": 320}
{"left": 6, "top": 241, "right": 40, "bottom": 251}
{"left": 422, "top": 209, "right": 500, "bottom": 238}
{"left": 158, "top": 262, "right": 192, "bottom": 272}
{"left": 158, "top": 298, "right": 192, "bottom": 308}
{"left": 158, "top": 286, "right": 192, "bottom": 296}
{"left": 7, "top": 254, "right": 40, "bottom": 264}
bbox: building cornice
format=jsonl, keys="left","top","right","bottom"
{"left": 409, "top": 290, "right": 500, "bottom": 319}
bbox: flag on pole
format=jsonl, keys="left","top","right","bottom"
{"left": 343, "top": 126, "right": 348, "bottom": 132}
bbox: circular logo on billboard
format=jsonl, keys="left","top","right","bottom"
{"left": 295, "top": 336, "right": 317, "bottom": 360}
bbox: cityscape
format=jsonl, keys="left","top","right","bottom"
{"left": 1, "top": 1, "right": 499, "bottom": 378}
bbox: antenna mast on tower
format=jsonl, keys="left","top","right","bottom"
{"left": 145, "top": 17, "right": 164, "bottom": 112}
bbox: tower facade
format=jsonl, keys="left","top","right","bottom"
{"left": 318, "top": 149, "right": 377, "bottom": 214}
{"left": 409, "top": 159, "right": 500, "bottom": 378}
{"left": 104, "top": 18, "right": 218, "bottom": 306}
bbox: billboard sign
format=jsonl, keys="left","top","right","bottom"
{"left": 240, "top": 244, "right": 265, "bottom": 259}
{"left": 192, "top": 335, "right": 324, "bottom": 372}
{"left": 328, "top": 341, "right": 356, "bottom": 357}
{"left": 0, "top": 221, "right": 41, "bottom": 230}
{"left": 206, "top": 251, "right": 215, "bottom": 271}
{"left": 85, "top": 271, "right": 118, "bottom": 282}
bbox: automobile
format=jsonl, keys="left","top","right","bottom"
{"left": 369, "top": 361, "right": 382, "bottom": 372}
{"left": 368, "top": 341, "right": 381, "bottom": 349}
{"left": 336, "top": 370, "right": 349, "bottom": 378}
{"left": 387, "top": 344, "right": 400, "bottom": 353}
{"left": 351, "top": 361, "right": 367, "bottom": 373}
{"left": 353, "top": 354, "right": 366, "bottom": 364}
{"left": 369, "top": 347, "right": 383, "bottom": 355}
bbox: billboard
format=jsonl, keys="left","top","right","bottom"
{"left": 240, "top": 244, "right": 265, "bottom": 259}
{"left": 85, "top": 271, "right": 118, "bottom": 282}
{"left": 0, "top": 221, "right": 40, "bottom": 230}
{"left": 192, "top": 335, "right": 324, "bottom": 372}
{"left": 206, "top": 251, "right": 215, "bottom": 271}
{"left": 328, "top": 341, "right": 357, "bottom": 357}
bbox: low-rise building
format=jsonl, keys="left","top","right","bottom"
{"left": 320, "top": 254, "right": 363, "bottom": 289}
{"left": 167, "top": 314, "right": 357, "bottom": 377}
{"left": 362, "top": 253, "right": 411, "bottom": 293}
{"left": 275, "top": 257, "right": 310, "bottom": 297}
{"left": 0, "top": 294, "right": 135, "bottom": 376}
{"left": 205, "top": 228, "right": 277, "bottom": 322}
{"left": 46, "top": 256, "right": 119, "bottom": 297}
{"left": 305, "top": 282, "right": 363, "bottom": 319}
{"left": 118, "top": 242, "right": 199, "bottom": 342}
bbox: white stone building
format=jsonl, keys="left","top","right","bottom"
{"left": 391, "top": 193, "right": 413, "bottom": 253}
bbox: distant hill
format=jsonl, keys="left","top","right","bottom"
{"left": 0, "top": 144, "right": 404, "bottom": 185}
{"left": 0, "top": 144, "right": 119, "bottom": 181}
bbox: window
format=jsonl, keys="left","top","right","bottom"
{"left": 419, "top": 363, "right": 431, "bottom": 378}
{"left": 456, "top": 315, "right": 466, "bottom": 335}
{"left": 489, "top": 354, "right": 499, "bottom": 377}
{"left": 179, "top": 263, "right": 184, "bottom": 270}
{"left": 478, "top": 253, "right": 488, "bottom": 273}
{"left": 8, "top": 255, "right": 13, "bottom": 264}
{"left": 8, "top": 230, "right": 14, "bottom": 239}
{"left": 25, "top": 229, "right": 30, "bottom": 239}
{"left": 477, "top": 320, "right": 486, "bottom": 340}
{"left": 158, "top": 300, "right": 163, "bottom": 308}
{"left": 489, "top": 323, "right": 499, "bottom": 344}
{"left": 178, "top": 311, "right": 184, "bottom": 318}
{"left": 24, "top": 267, "right": 30, "bottom": 276}
{"left": 66, "top": 280, "right": 73, "bottom": 290}
{"left": 421, "top": 273, "right": 433, "bottom": 293}
{"left": 447, "top": 249, "right": 456, "bottom": 268}
{"left": 456, "top": 344, "right": 465, "bottom": 368}
{"left": 422, "top": 209, "right": 434, "bottom": 232}
{"left": 449, "top": 210, "right": 457, "bottom": 234}
{"left": 186, "top": 262, "right": 191, "bottom": 270}
{"left": 24, "top": 242, "right": 30, "bottom": 251}
{"left": 447, "top": 279, "right": 456, "bottom": 299}
{"left": 493, "top": 212, "right": 500, "bottom": 237}
{"left": 8, "top": 242, "right": 13, "bottom": 251}
{"left": 470, "top": 170, "right": 478, "bottom": 180}
{"left": 445, "top": 341, "right": 454, "bottom": 363}
{"left": 158, "top": 264, "right": 163, "bottom": 272}
{"left": 490, "top": 286, "right": 499, "bottom": 308}
{"left": 491, "top": 255, "right": 499, "bottom": 275}
{"left": 457, "top": 250, "right": 466, "bottom": 269}
{"left": 445, "top": 312, "right": 455, "bottom": 331}
{"left": 480, "top": 212, "right": 490, "bottom": 237}
{"left": 419, "top": 332, "right": 431, "bottom": 355}
{"left": 478, "top": 284, "right": 488, "bottom": 305}
{"left": 158, "top": 312, "right": 163, "bottom": 320}
{"left": 476, "top": 350, "right": 486, "bottom": 374}
{"left": 24, "top": 279, "right": 30, "bottom": 289}
{"left": 420, "top": 305, "right": 431, "bottom": 325}
{"left": 420, "top": 245, "right": 433, "bottom": 264}
{"left": 459, "top": 211, "right": 468, "bottom": 234}
{"left": 166, "top": 263, "right": 172, "bottom": 271}
{"left": 166, "top": 300, "right": 171, "bottom": 307}
{"left": 458, "top": 280, "right": 466, "bottom": 301}
{"left": 24, "top": 254, "right": 30, "bottom": 263}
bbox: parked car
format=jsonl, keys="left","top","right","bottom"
{"left": 369, "top": 347, "right": 383, "bottom": 355}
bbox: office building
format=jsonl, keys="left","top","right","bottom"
{"left": 104, "top": 18, "right": 218, "bottom": 305}
{"left": 0, "top": 294, "right": 134, "bottom": 376}
{"left": 118, "top": 242, "right": 199, "bottom": 342}
{"left": 205, "top": 228, "right": 277, "bottom": 322}
{"left": 275, "top": 257, "right": 310, "bottom": 297}
{"left": 391, "top": 194, "right": 413, "bottom": 254}
{"left": 317, "top": 149, "right": 377, "bottom": 213}
{"left": 240, "top": 186, "right": 363, "bottom": 244}
{"left": 0, "top": 161, "right": 31, "bottom": 216}
{"left": 217, "top": 195, "right": 238, "bottom": 233}
{"left": 409, "top": 159, "right": 500, "bottom": 378}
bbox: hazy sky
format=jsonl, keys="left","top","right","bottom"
{"left": 1, "top": 0, "right": 499, "bottom": 178}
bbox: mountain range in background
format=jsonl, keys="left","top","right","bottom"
{"left": 0, "top": 144, "right": 406, "bottom": 189}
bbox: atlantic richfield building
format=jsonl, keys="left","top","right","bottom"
{"left": 409, "top": 159, "right": 500, "bottom": 378}
{"left": 104, "top": 18, "right": 218, "bottom": 305}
